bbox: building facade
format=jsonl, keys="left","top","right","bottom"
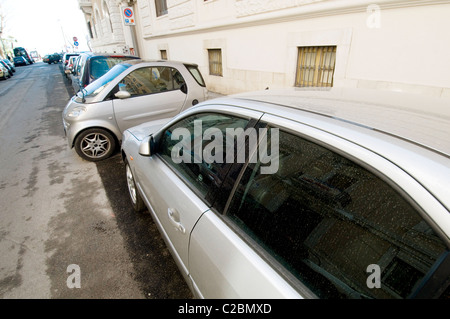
{"left": 79, "top": 0, "right": 450, "bottom": 97}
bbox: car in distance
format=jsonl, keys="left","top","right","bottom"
{"left": 13, "top": 47, "right": 34, "bottom": 64}
{"left": 62, "top": 52, "right": 79, "bottom": 69}
{"left": 70, "top": 52, "right": 140, "bottom": 93}
{"left": 0, "top": 60, "right": 14, "bottom": 77}
{"left": 2, "top": 59, "right": 16, "bottom": 73}
{"left": 121, "top": 87, "right": 450, "bottom": 299}
{"left": 63, "top": 59, "right": 208, "bottom": 161}
{"left": 0, "top": 63, "right": 9, "bottom": 80}
{"left": 64, "top": 56, "right": 78, "bottom": 78}
{"left": 13, "top": 56, "right": 28, "bottom": 66}
{"left": 43, "top": 54, "right": 60, "bottom": 64}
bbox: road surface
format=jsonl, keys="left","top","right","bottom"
{"left": 0, "top": 61, "right": 191, "bottom": 299}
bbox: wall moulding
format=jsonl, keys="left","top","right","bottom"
{"left": 143, "top": 0, "right": 450, "bottom": 40}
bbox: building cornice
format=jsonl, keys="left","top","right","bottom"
{"left": 144, "top": 0, "right": 450, "bottom": 40}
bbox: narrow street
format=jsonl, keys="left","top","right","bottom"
{"left": 0, "top": 62, "right": 191, "bottom": 299}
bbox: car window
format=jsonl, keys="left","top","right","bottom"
{"left": 82, "top": 63, "right": 132, "bottom": 100}
{"left": 90, "top": 56, "right": 137, "bottom": 80}
{"left": 75, "top": 56, "right": 84, "bottom": 76}
{"left": 119, "top": 66, "right": 185, "bottom": 97}
{"left": 225, "top": 127, "right": 448, "bottom": 299}
{"left": 185, "top": 64, "right": 206, "bottom": 87}
{"left": 159, "top": 113, "right": 250, "bottom": 201}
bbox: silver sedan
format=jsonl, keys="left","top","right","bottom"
{"left": 121, "top": 88, "right": 450, "bottom": 298}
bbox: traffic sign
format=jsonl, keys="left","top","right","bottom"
{"left": 74, "top": 41, "right": 79, "bottom": 47}
{"left": 122, "top": 7, "right": 135, "bottom": 25}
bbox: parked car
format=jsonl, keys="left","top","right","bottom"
{"left": 43, "top": 54, "right": 60, "bottom": 64}
{"left": 64, "top": 56, "right": 78, "bottom": 79}
{"left": 2, "top": 59, "right": 16, "bottom": 73}
{"left": 0, "top": 60, "right": 14, "bottom": 77}
{"left": 13, "top": 47, "right": 34, "bottom": 64}
{"left": 70, "top": 52, "right": 140, "bottom": 93}
{"left": 13, "top": 56, "right": 28, "bottom": 66}
{"left": 0, "top": 64, "right": 9, "bottom": 80}
{"left": 121, "top": 87, "right": 450, "bottom": 299}
{"left": 63, "top": 59, "right": 208, "bottom": 161}
{"left": 62, "top": 52, "right": 79, "bottom": 69}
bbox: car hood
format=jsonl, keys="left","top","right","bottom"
{"left": 126, "top": 118, "right": 172, "bottom": 141}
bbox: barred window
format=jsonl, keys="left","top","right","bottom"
{"left": 155, "top": 0, "right": 168, "bottom": 17}
{"left": 295, "top": 46, "right": 336, "bottom": 87}
{"left": 208, "top": 49, "right": 223, "bottom": 76}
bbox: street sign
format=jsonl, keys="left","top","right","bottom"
{"left": 122, "top": 7, "right": 135, "bottom": 26}
{"left": 73, "top": 36, "right": 78, "bottom": 42}
{"left": 74, "top": 41, "right": 79, "bottom": 47}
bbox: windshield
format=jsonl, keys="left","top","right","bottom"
{"left": 76, "top": 63, "right": 132, "bottom": 102}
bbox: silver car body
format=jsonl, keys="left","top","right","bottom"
{"left": 121, "top": 88, "right": 450, "bottom": 298}
{"left": 62, "top": 59, "right": 208, "bottom": 159}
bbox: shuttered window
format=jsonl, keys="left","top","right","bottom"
{"left": 208, "top": 49, "right": 223, "bottom": 76}
{"left": 295, "top": 46, "right": 336, "bottom": 87}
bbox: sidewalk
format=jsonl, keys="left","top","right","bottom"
{"left": 207, "top": 91, "right": 226, "bottom": 100}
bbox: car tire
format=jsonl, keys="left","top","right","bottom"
{"left": 74, "top": 128, "right": 116, "bottom": 162}
{"left": 125, "top": 162, "right": 146, "bottom": 212}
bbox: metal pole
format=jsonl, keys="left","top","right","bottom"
{"left": 127, "top": 0, "right": 140, "bottom": 57}
{"left": 129, "top": 25, "right": 139, "bottom": 56}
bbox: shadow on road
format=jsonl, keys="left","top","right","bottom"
{"left": 95, "top": 154, "right": 193, "bottom": 299}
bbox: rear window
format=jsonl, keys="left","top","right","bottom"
{"left": 185, "top": 64, "right": 206, "bottom": 87}
{"left": 89, "top": 56, "right": 137, "bottom": 80}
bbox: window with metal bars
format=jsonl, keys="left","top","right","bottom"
{"left": 295, "top": 46, "right": 336, "bottom": 87}
{"left": 155, "top": 0, "right": 168, "bottom": 17}
{"left": 208, "top": 49, "right": 223, "bottom": 76}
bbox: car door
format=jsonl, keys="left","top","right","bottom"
{"left": 113, "top": 66, "right": 187, "bottom": 133}
{"left": 133, "top": 108, "right": 262, "bottom": 287}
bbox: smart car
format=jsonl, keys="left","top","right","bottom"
{"left": 63, "top": 59, "right": 208, "bottom": 161}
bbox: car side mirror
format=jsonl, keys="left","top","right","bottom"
{"left": 114, "top": 90, "right": 131, "bottom": 99}
{"left": 139, "top": 135, "right": 156, "bottom": 157}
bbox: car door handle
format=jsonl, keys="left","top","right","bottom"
{"left": 168, "top": 208, "right": 185, "bottom": 234}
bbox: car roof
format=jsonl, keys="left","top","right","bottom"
{"left": 79, "top": 52, "right": 140, "bottom": 59}
{"left": 118, "top": 59, "right": 198, "bottom": 67}
{"left": 226, "top": 87, "right": 450, "bottom": 158}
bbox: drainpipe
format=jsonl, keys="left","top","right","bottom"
{"left": 126, "top": 0, "right": 140, "bottom": 57}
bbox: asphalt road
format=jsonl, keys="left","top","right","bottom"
{"left": 0, "top": 61, "right": 192, "bottom": 299}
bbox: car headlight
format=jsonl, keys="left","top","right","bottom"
{"left": 67, "top": 106, "right": 87, "bottom": 118}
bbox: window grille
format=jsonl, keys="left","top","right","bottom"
{"left": 208, "top": 49, "right": 223, "bottom": 76}
{"left": 295, "top": 46, "right": 336, "bottom": 87}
